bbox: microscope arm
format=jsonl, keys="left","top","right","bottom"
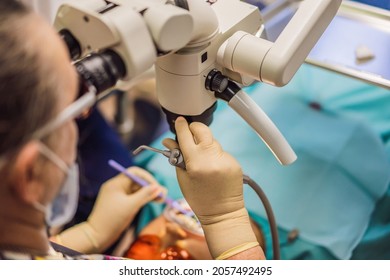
{"left": 217, "top": 0, "right": 342, "bottom": 86}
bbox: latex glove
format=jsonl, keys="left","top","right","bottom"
{"left": 54, "top": 166, "right": 166, "bottom": 254}
{"left": 163, "top": 117, "right": 260, "bottom": 259}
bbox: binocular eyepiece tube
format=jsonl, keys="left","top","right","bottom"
{"left": 60, "top": 29, "right": 127, "bottom": 97}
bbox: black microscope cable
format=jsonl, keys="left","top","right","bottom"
{"left": 243, "top": 174, "right": 280, "bottom": 260}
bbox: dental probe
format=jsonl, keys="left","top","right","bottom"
{"left": 108, "top": 159, "right": 193, "bottom": 217}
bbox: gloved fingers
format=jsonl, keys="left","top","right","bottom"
{"left": 127, "top": 166, "right": 159, "bottom": 186}
{"left": 162, "top": 138, "right": 179, "bottom": 150}
{"left": 174, "top": 117, "right": 197, "bottom": 155}
{"left": 153, "top": 186, "right": 168, "bottom": 203}
{"left": 188, "top": 121, "right": 213, "bottom": 146}
{"left": 129, "top": 184, "right": 165, "bottom": 207}
{"left": 101, "top": 166, "right": 164, "bottom": 197}
{"left": 127, "top": 166, "right": 167, "bottom": 200}
{"left": 100, "top": 173, "right": 132, "bottom": 195}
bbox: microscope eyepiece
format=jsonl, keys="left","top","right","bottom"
{"left": 75, "top": 50, "right": 126, "bottom": 95}
{"left": 60, "top": 29, "right": 127, "bottom": 96}
{"left": 59, "top": 29, "right": 81, "bottom": 61}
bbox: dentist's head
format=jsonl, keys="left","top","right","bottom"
{"left": 0, "top": 0, "right": 86, "bottom": 255}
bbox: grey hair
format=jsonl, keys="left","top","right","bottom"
{"left": 0, "top": 0, "right": 59, "bottom": 158}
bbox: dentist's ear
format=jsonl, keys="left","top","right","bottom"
{"left": 8, "top": 141, "right": 42, "bottom": 205}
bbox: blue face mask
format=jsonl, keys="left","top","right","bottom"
{"left": 46, "top": 163, "right": 79, "bottom": 228}
{"left": 30, "top": 89, "right": 96, "bottom": 228}
{"left": 34, "top": 143, "right": 79, "bottom": 228}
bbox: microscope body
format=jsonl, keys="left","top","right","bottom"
{"left": 54, "top": 0, "right": 342, "bottom": 165}
{"left": 156, "top": 0, "right": 261, "bottom": 122}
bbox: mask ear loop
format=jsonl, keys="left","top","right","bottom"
{"left": 37, "top": 142, "right": 69, "bottom": 174}
{"left": 36, "top": 143, "right": 81, "bottom": 230}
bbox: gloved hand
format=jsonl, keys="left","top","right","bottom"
{"left": 54, "top": 166, "right": 166, "bottom": 254}
{"left": 163, "top": 117, "right": 261, "bottom": 259}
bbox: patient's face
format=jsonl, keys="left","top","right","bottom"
{"left": 125, "top": 214, "right": 212, "bottom": 260}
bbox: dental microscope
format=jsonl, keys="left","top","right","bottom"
{"left": 54, "top": 0, "right": 341, "bottom": 165}
{"left": 54, "top": 0, "right": 342, "bottom": 259}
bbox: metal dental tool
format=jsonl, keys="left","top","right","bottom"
{"left": 133, "top": 145, "right": 186, "bottom": 170}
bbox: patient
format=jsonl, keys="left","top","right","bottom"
{"left": 124, "top": 199, "right": 266, "bottom": 260}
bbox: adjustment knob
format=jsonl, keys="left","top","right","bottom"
{"left": 205, "top": 69, "right": 229, "bottom": 93}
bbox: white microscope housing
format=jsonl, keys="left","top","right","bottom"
{"left": 54, "top": 0, "right": 342, "bottom": 165}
